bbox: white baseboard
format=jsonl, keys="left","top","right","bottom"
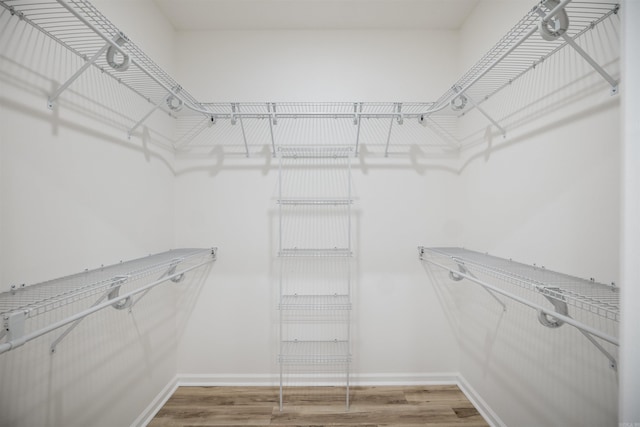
{"left": 176, "top": 372, "right": 459, "bottom": 387}
{"left": 457, "top": 375, "right": 506, "bottom": 427}
{"left": 132, "top": 375, "right": 179, "bottom": 427}
{"left": 137, "top": 372, "right": 503, "bottom": 427}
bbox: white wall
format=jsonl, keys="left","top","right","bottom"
{"left": 620, "top": 0, "right": 640, "bottom": 424}
{"left": 0, "top": 1, "right": 628, "bottom": 426}
{"left": 0, "top": 2, "right": 181, "bottom": 426}
{"left": 172, "top": 29, "right": 462, "bottom": 382}
{"left": 448, "top": 1, "right": 621, "bottom": 426}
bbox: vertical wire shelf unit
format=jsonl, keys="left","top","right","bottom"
{"left": 0, "top": 0, "right": 620, "bottom": 151}
{"left": 0, "top": 248, "right": 217, "bottom": 355}
{"left": 277, "top": 146, "right": 354, "bottom": 411}
{"left": 418, "top": 247, "right": 619, "bottom": 370}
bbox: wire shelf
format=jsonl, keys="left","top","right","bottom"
{"left": 279, "top": 248, "right": 353, "bottom": 258}
{"left": 433, "top": 1, "right": 620, "bottom": 113}
{"left": 277, "top": 145, "right": 355, "bottom": 159}
{"left": 279, "top": 294, "right": 352, "bottom": 311}
{"left": 279, "top": 340, "right": 351, "bottom": 364}
{"left": 277, "top": 198, "right": 353, "bottom": 206}
{"left": 0, "top": 0, "right": 209, "bottom": 117}
{"left": 0, "top": 248, "right": 215, "bottom": 320}
{"left": 420, "top": 247, "right": 619, "bottom": 322}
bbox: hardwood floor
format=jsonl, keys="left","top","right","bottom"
{"left": 149, "top": 385, "right": 490, "bottom": 426}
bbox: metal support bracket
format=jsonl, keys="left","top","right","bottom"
{"left": 465, "top": 94, "right": 507, "bottom": 137}
{"left": 577, "top": 326, "right": 618, "bottom": 370}
{"left": 127, "top": 92, "right": 173, "bottom": 139}
{"left": 561, "top": 33, "right": 619, "bottom": 95}
{"left": 535, "top": 1, "right": 619, "bottom": 95}
{"left": 450, "top": 262, "right": 507, "bottom": 312}
{"left": 395, "top": 102, "right": 404, "bottom": 125}
{"left": 3, "top": 311, "right": 26, "bottom": 346}
{"left": 267, "top": 102, "right": 277, "bottom": 156}
{"left": 536, "top": 288, "right": 617, "bottom": 370}
{"left": 50, "top": 275, "right": 129, "bottom": 353}
{"left": 451, "top": 84, "right": 505, "bottom": 137}
{"left": 354, "top": 102, "right": 362, "bottom": 156}
{"left": 47, "top": 42, "right": 110, "bottom": 109}
{"left": 384, "top": 103, "right": 403, "bottom": 158}
{"left": 537, "top": 289, "right": 569, "bottom": 328}
{"left": 128, "top": 260, "right": 184, "bottom": 309}
{"left": 235, "top": 103, "right": 250, "bottom": 157}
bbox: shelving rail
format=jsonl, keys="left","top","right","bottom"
{"left": 418, "top": 247, "right": 619, "bottom": 370}
{"left": 0, "top": 0, "right": 620, "bottom": 153}
{"left": 0, "top": 248, "right": 217, "bottom": 355}
{"left": 277, "top": 145, "right": 353, "bottom": 410}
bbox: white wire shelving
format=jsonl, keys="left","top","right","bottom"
{"left": 0, "top": 0, "right": 620, "bottom": 152}
{"left": 0, "top": 248, "right": 217, "bottom": 355}
{"left": 0, "top": 0, "right": 214, "bottom": 136}
{"left": 432, "top": 0, "right": 620, "bottom": 137}
{"left": 277, "top": 145, "right": 353, "bottom": 410}
{"left": 418, "top": 246, "right": 619, "bottom": 369}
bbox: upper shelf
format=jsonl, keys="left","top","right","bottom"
{"left": 432, "top": 1, "right": 620, "bottom": 114}
{"left": 1, "top": 0, "right": 620, "bottom": 153}
{"left": 0, "top": 0, "right": 207, "bottom": 116}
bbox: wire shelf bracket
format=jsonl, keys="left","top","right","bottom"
{"left": 536, "top": 0, "right": 620, "bottom": 95}
{"left": 0, "top": 248, "right": 217, "bottom": 355}
{"left": 418, "top": 246, "right": 619, "bottom": 370}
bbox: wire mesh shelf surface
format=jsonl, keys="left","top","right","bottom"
{"left": 277, "top": 198, "right": 353, "bottom": 206}
{"left": 434, "top": 1, "right": 620, "bottom": 112}
{"left": 0, "top": 0, "right": 207, "bottom": 115}
{"left": 420, "top": 247, "right": 619, "bottom": 322}
{"left": 0, "top": 248, "right": 215, "bottom": 320}
{"left": 279, "top": 248, "right": 353, "bottom": 258}
{"left": 279, "top": 294, "right": 352, "bottom": 311}
{"left": 279, "top": 340, "right": 351, "bottom": 364}
{"left": 277, "top": 145, "right": 355, "bottom": 159}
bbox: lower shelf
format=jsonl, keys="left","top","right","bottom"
{"left": 0, "top": 248, "right": 217, "bottom": 355}
{"left": 279, "top": 340, "right": 351, "bottom": 364}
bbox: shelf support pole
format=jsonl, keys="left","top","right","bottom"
{"left": 465, "top": 94, "right": 506, "bottom": 137}
{"left": 267, "top": 103, "right": 277, "bottom": 156}
{"left": 560, "top": 33, "right": 619, "bottom": 94}
{"left": 449, "top": 261, "right": 507, "bottom": 311}
{"left": 127, "top": 92, "right": 173, "bottom": 139}
{"left": 50, "top": 290, "right": 109, "bottom": 353}
{"left": 575, "top": 325, "right": 618, "bottom": 370}
{"left": 47, "top": 42, "right": 110, "bottom": 109}
{"left": 232, "top": 103, "right": 250, "bottom": 157}
{"left": 50, "top": 276, "right": 130, "bottom": 353}
{"left": 354, "top": 103, "right": 362, "bottom": 156}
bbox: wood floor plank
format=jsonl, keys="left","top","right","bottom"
{"left": 149, "top": 385, "right": 490, "bottom": 427}
{"left": 270, "top": 405, "right": 459, "bottom": 425}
